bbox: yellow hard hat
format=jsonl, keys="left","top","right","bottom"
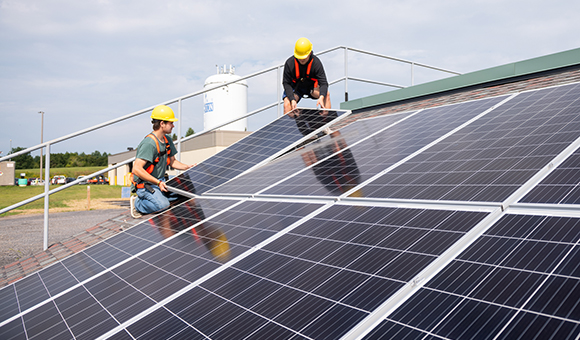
{"left": 294, "top": 37, "right": 313, "bottom": 59}
{"left": 151, "top": 105, "right": 178, "bottom": 122}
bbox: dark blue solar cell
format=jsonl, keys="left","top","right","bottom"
{"left": 13, "top": 274, "right": 50, "bottom": 312}
{"left": 521, "top": 150, "right": 580, "bottom": 204}
{"left": 497, "top": 311, "right": 580, "bottom": 340}
{"left": 84, "top": 270, "right": 155, "bottom": 323}
{"left": 0, "top": 317, "right": 27, "bottom": 340}
{"left": 0, "top": 286, "right": 20, "bottom": 325}
{"left": 55, "top": 286, "right": 119, "bottom": 339}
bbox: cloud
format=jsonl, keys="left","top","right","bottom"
{"left": 1, "top": 0, "right": 580, "bottom": 156}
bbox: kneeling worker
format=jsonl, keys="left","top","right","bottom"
{"left": 130, "top": 105, "right": 194, "bottom": 218}
{"left": 283, "top": 37, "right": 331, "bottom": 115}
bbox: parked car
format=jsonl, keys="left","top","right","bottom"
{"left": 88, "top": 175, "right": 109, "bottom": 185}
{"left": 77, "top": 176, "right": 88, "bottom": 184}
{"left": 65, "top": 177, "right": 75, "bottom": 184}
{"left": 29, "top": 178, "right": 45, "bottom": 186}
{"left": 51, "top": 175, "right": 67, "bottom": 185}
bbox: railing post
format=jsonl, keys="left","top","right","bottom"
{"left": 277, "top": 66, "right": 282, "bottom": 117}
{"left": 43, "top": 144, "right": 51, "bottom": 251}
{"left": 411, "top": 62, "right": 415, "bottom": 86}
{"left": 177, "top": 99, "right": 182, "bottom": 162}
{"left": 345, "top": 47, "right": 349, "bottom": 102}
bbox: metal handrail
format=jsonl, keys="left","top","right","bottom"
{"left": 0, "top": 46, "right": 461, "bottom": 250}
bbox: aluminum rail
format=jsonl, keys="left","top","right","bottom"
{"left": 0, "top": 46, "right": 461, "bottom": 162}
{"left": 331, "top": 46, "right": 463, "bottom": 76}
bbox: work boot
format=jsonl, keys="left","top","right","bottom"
{"left": 130, "top": 195, "right": 142, "bottom": 218}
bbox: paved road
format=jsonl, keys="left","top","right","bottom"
{"left": 0, "top": 209, "right": 127, "bottom": 267}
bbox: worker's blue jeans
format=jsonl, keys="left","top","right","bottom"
{"left": 135, "top": 183, "right": 179, "bottom": 214}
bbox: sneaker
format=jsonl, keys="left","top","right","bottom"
{"left": 130, "top": 195, "right": 142, "bottom": 218}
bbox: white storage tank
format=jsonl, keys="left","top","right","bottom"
{"left": 203, "top": 65, "right": 248, "bottom": 131}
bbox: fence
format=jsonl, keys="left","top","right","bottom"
{"left": 0, "top": 46, "right": 461, "bottom": 250}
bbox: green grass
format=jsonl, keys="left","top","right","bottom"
{"left": 0, "top": 185, "right": 125, "bottom": 216}
{"left": 16, "top": 166, "right": 104, "bottom": 179}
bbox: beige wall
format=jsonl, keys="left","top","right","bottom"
{"left": 0, "top": 161, "right": 16, "bottom": 186}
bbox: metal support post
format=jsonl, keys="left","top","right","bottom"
{"left": 177, "top": 99, "right": 182, "bottom": 162}
{"left": 39, "top": 111, "right": 44, "bottom": 181}
{"left": 411, "top": 62, "right": 415, "bottom": 86}
{"left": 345, "top": 47, "right": 349, "bottom": 102}
{"left": 43, "top": 143, "right": 50, "bottom": 250}
{"left": 277, "top": 66, "right": 282, "bottom": 117}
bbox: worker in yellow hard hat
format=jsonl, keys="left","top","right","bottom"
{"left": 282, "top": 37, "right": 332, "bottom": 116}
{"left": 129, "top": 105, "right": 194, "bottom": 218}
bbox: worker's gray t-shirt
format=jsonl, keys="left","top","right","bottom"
{"left": 134, "top": 134, "right": 177, "bottom": 181}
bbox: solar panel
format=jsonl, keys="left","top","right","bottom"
{"left": 358, "top": 83, "right": 580, "bottom": 202}
{"left": 4, "top": 74, "right": 580, "bottom": 340}
{"left": 169, "top": 109, "right": 350, "bottom": 195}
{"left": 102, "top": 204, "right": 489, "bottom": 339}
{"left": 209, "top": 112, "right": 409, "bottom": 195}
{"left": 259, "top": 95, "right": 509, "bottom": 197}
{"left": 363, "top": 213, "right": 580, "bottom": 340}
{"left": 0, "top": 198, "right": 325, "bottom": 339}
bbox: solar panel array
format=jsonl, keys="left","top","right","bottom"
{"left": 2, "top": 81, "right": 580, "bottom": 340}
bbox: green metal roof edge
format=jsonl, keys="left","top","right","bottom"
{"left": 340, "top": 47, "right": 580, "bottom": 111}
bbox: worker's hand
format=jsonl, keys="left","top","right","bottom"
{"left": 317, "top": 96, "right": 328, "bottom": 116}
{"left": 288, "top": 100, "right": 299, "bottom": 118}
{"left": 158, "top": 181, "right": 168, "bottom": 192}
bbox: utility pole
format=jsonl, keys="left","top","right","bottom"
{"left": 39, "top": 111, "right": 44, "bottom": 181}
{"left": 9, "top": 139, "right": 12, "bottom": 161}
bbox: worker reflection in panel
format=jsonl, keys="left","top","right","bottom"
{"left": 301, "top": 131, "right": 363, "bottom": 196}
{"left": 151, "top": 200, "right": 231, "bottom": 263}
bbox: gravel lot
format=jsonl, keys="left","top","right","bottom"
{"left": 0, "top": 209, "right": 127, "bottom": 267}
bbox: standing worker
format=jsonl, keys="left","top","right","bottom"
{"left": 283, "top": 37, "right": 331, "bottom": 115}
{"left": 130, "top": 105, "right": 194, "bottom": 218}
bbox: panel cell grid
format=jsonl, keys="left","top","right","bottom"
{"left": 0, "top": 199, "right": 323, "bottom": 340}
{"left": 371, "top": 214, "right": 580, "bottom": 340}
{"left": 170, "top": 109, "right": 347, "bottom": 195}
{"left": 362, "top": 82, "right": 580, "bottom": 202}
{"left": 108, "top": 204, "right": 488, "bottom": 339}
{"left": 262, "top": 95, "right": 507, "bottom": 197}
{"left": 520, "top": 147, "right": 580, "bottom": 204}
{"left": 210, "top": 112, "right": 409, "bottom": 195}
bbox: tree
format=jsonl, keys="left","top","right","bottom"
{"left": 171, "top": 133, "right": 178, "bottom": 141}
{"left": 10, "top": 147, "right": 35, "bottom": 169}
{"left": 185, "top": 127, "right": 195, "bottom": 137}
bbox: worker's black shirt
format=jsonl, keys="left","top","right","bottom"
{"left": 282, "top": 54, "right": 329, "bottom": 100}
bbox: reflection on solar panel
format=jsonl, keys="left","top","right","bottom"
{"left": 209, "top": 112, "right": 410, "bottom": 195}
{"left": 169, "top": 109, "right": 349, "bottom": 195}
{"left": 3, "top": 78, "right": 580, "bottom": 340}
{"left": 260, "top": 95, "right": 509, "bottom": 197}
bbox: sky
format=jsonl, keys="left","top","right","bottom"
{"left": 1, "top": 0, "right": 580, "bottom": 159}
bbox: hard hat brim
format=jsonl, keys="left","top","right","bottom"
{"left": 294, "top": 51, "right": 311, "bottom": 59}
